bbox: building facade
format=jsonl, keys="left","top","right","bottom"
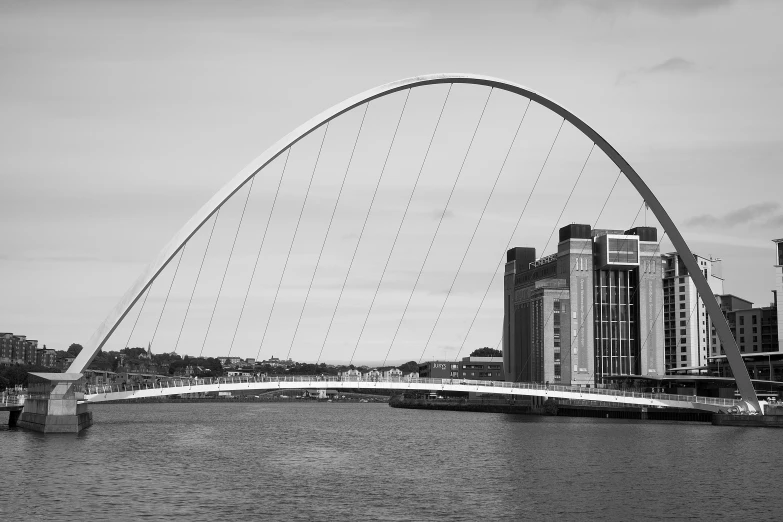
{"left": 0, "top": 333, "right": 51, "bottom": 366}
{"left": 418, "top": 360, "right": 458, "bottom": 379}
{"left": 503, "top": 224, "right": 664, "bottom": 386}
{"left": 774, "top": 238, "right": 783, "bottom": 348}
{"left": 661, "top": 253, "right": 725, "bottom": 370}
{"left": 459, "top": 357, "right": 504, "bottom": 381}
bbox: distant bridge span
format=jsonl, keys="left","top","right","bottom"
{"left": 84, "top": 376, "right": 742, "bottom": 414}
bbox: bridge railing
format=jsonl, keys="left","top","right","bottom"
{"left": 83, "top": 375, "right": 742, "bottom": 408}
{"left": 1, "top": 393, "right": 25, "bottom": 406}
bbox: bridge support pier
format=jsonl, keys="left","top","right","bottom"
{"left": 8, "top": 409, "right": 21, "bottom": 427}
{"left": 17, "top": 373, "right": 93, "bottom": 433}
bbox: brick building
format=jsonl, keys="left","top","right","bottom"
{"left": 503, "top": 224, "right": 664, "bottom": 386}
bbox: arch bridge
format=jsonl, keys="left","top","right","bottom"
{"left": 22, "top": 73, "right": 765, "bottom": 432}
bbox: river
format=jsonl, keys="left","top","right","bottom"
{"left": 1, "top": 402, "right": 781, "bottom": 521}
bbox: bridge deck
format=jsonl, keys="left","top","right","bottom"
{"left": 84, "top": 376, "right": 741, "bottom": 413}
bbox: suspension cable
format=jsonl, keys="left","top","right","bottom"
{"left": 349, "top": 84, "right": 453, "bottom": 365}
{"left": 123, "top": 284, "right": 153, "bottom": 350}
{"left": 316, "top": 90, "right": 412, "bottom": 365}
{"left": 149, "top": 246, "right": 186, "bottom": 350}
{"left": 451, "top": 115, "right": 564, "bottom": 362}
{"left": 629, "top": 200, "right": 645, "bottom": 229}
{"left": 383, "top": 88, "right": 493, "bottom": 366}
{"left": 545, "top": 200, "right": 665, "bottom": 385}
{"left": 199, "top": 178, "right": 256, "bottom": 358}
{"left": 286, "top": 102, "right": 372, "bottom": 359}
{"left": 415, "top": 91, "right": 530, "bottom": 365}
{"left": 227, "top": 149, "right": 291, "bottom": 357}
{"left": 172, "top": 209, "right": 220, "bottom": 354}
{"left": 539, "top": 143, "right": 595, "bottom": 256}
{"left": 516, "top": 168, "right": 624, "bottom": 382}
{"left": 286, "top": 103, "right": 371, "bottom": 361}
{"left": 256, "top": 123, "right": 330, "bottom": 361}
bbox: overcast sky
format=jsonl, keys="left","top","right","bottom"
{"left": 2, "top": 0, "right": 781, "bottom": 365}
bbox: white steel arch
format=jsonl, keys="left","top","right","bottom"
{"left": 68, "top": 73, "right": 761, "bottom": 413}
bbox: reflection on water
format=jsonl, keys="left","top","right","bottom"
{"left": 1, "top": 402, "right": 781, "bottom": 521}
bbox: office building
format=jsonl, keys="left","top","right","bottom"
{"left": 459, "top": 356, "right": 504, "bottom": 381}
{"left": 418, "top": 360, "right": 459, "bottom": 379}
{"left": 502, "top": 224, "right": 664, "bottom": 386}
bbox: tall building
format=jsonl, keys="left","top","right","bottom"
{"left": 502, "top": 224, "right": 664, "bottom": 386}
{"left": 774, "top": 238, "right": 783, "bottom": 347}
{"left": 660, "top": 253, "right": 724, "bottom": 371}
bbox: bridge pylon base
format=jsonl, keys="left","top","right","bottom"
{"left": 17, "top": 373, "right": 93, "bottom": 433}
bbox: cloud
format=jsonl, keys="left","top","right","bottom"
{"left": 617, "top": 57, "right": 695, "bottom": 84}
{"left": 763, "top": 214, "right": 783, "bottom": 228}
{"left": 541, "top": 0, "right": 732, "bottom": 17}
{"left": 685, "top": 202, "right": 780, "bottom": 228}
{"left": 648, "top": 57, "right": 695, "bottom": 73}
{"left": 431, "top": 208, "right": 455, "bottom": 221}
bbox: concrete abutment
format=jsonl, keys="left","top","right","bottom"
{"left": 17, "top": 373, "right": 93, "bottom": 433}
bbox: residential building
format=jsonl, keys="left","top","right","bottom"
{"left": 23, "top": 339, "right": 38, "bottom": 365}
{"left": 0, "top": 333, "right": 44, "bottom": 365}
{"left": 12, "top": 335, "right": 26, "bottom": 364}
{"left": 339, "top": 368, "right": 362, "bottom": 380}
{"left": 382, "top": 368, "right": 403, "bottom": 379}
{"left": 709, "top": 294, "right": 779, "bottom": 356}
{"left": 36, "top": 346, "right": 57, "bottom": 368}
{"left": 661, "top": 253, "right": 724, "bottom": 370}
{"left": 503, "top": 224, "right": 664, "bottom": 386}
{"left": 259, "top": 356, "right": 293, "bottom": 367}
{"left": 0, "top": 333, "right": 13, "bottom": 365}
{"left": 217, "top": 356, "right": 242, "bottom": 367}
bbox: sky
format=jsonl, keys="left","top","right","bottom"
{"left": 2, "top": 0, "right": 782, "bottom": 366}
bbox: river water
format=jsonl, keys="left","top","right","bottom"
{"left": 1, "top": 402, "right": 781, "bottom": 521}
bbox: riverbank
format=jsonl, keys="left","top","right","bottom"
{"left": 91, "top": 390, "right": 391, "bottom": 405}
{"left": 389, "top": 395, "right": 534, "bottom": 414}
{"left": 389, "top": 395, "right": 712, "bottom": 422}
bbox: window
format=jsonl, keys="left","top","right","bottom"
{"left": 679, "top": 277, "right": 685, "bottom": 283}
{"left": 753, "top": 336, "right": 758, "bottom": 342}
{"left": 681, "top": 338, "right": 687, "bottom": 344}
{"left": 740, "top": 337, "right": 745, "bottom": 343}
{"left": 680, "top": 329, "right": 686, "bottom": 335}
{"left": 681, "top": 355, "right": 687, "bottom": 361}
{"left": 740, "top": 328, "right": 744, "bottom": 334}
{"left": 680, "top": 312, "right": 686, "bottom": 318}
{"left": 680, "top": 304, "right": 686, "bottom": 309}
{"left": 680, "top": 321, "right": 686, "bottom": 326}
{"left": 681, "top": 347, "right": 687, "bottom": 353}
{"left": 752, "top": 316, "right": 757, "bottom": 324}
{"left": 679, "top": 286, "right": 685, "bottom": 292}
{"left": 680, "top": 295, "right": 685, "bottom": 301}
{"left": 740, "top": 316, "right": 745, "bottom": 325}
{"left": 753, "top": 327, "right": 757, "bottom": 333}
